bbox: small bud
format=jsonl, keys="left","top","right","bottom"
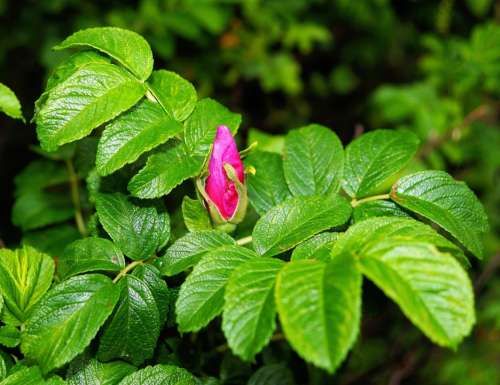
{"left": 197, "top": 125, "right": 248, "bottom": 231}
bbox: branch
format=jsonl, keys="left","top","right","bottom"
{"left": 388, "top": 350, "right": 420, "bottom": 385}
{"left": 236, "top": 235, "right": 253, "bottom": 246}
{"left": 474, "top": 252, "right": 500, "bottom": 294}
{"left": 113, "top": 260, "right": 144, "bottom": 283}
{"left": 65, "top": 159, "right": 87, "bottom": 236}
{"left": 351, "top": 194, "right": 390, "bottom": 208}
{"left": 418, "top": 103, "right": 493, "bottom": 160}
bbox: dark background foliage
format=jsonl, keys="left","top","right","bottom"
{"left": 1, "top": 1, "right": 499, "bottom": 384}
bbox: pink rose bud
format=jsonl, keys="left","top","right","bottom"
{"left": 197, "top": 125, "right": 248, "bottom": 230}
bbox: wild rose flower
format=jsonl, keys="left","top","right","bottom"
{"left": 197, "top": 125, "right": 247, "bottom": 230}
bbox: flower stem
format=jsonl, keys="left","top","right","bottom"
{"left": 66, "top": 159, "right": 87, "bottom": 236}
{"left": 236, "top": 235, "right": 253, "bottom": 246}
{"left": 113, "top": 260, "right": 144, "bottom": 284}
{"left": 351, "top": 193, "right": 390, "bottom": 208}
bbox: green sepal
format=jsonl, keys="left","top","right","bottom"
{"left": 223, "top": 163, "right": 248, "bottom": 225}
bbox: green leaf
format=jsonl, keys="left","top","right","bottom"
{"left": 248, "top": 129, "right": 285, "bottom": 154}
{"left": 36, "top": 62, "right": 146, "bottom": 151}
{"left": 132, "top": 264, "right": 170, "bottom": 326}
{"left": 184, "top": 98, "right": 241, "bottom": 157}
{"left": 219, "top": 354, "right": 251, "bottom": 384}
{"left": 466, "top": 0, "right": 493, "bottom": 17}
{"left": 98, "top": 275, "right": 160, "bottom": 366}
{"left": 21, "top": 274, "right": 120, "bottom": 374}
{"left": 58, "top": 237, "right": 125, "bottom": 279}
{"left": 67, "top": 356, "right": 135, "bottom": 385}
{"left": 291, "top": 232, "right": 340, "bottom": 262}
{"left": 12, "top": 191, "right": 73, "bottom": 231}
{"left": 252, "top": 195, "right": 351, "bottom": 257}
{"left": 391, "top": 170, "right": 488, "bottom": 258}
{"left": 148, "top": 70, "right": 197, "bottom": 121}
{"left": 284, "top": 124, "right": 343, "bottom": 196}
{"left": 35, "top": 51, "right": 110, "bottom": 113}
{"left": 0, "top": 352, "right": 7, "bottom": 381}
{"left": 275, "top": 256, "right": 362, "bottom": 373}
{"left": 342, "top": 129, "right": 419, "bottom": 198}
{"left": 45, "top": 375, "right": 66, "bottom": 385}
{"left": 74, "top": 137, "right": 99, "bottom": 177}
{"left": 118, "top": 365, "right": 196, "bottom": 385}
{"left": 245, "top": 152, "right": 291, "bottom": 216}
{"left": 159, "top": 230, "right": 235, "bottom": 276}
{"left": 331, "top": 217, "right": 467, "bottom": 263}
{"left": 222, "top": 258, "right": 284, "bottom": 361}
{"left": 247, "top": 364, "right": 295, "bottom": 385}
{"left": 31, "top": 142, "right": 77, "bottom": 161}
{"left": 55, "top": 27, "right": 154, "bottom": 81}
{"left": 22, "top": 225, "right": 80, "bottom": 257}
{"left": 0, "top": 246, "right": 54, "bottom": 325}
{"left": 0, "top": 83, "right": 23, "bottom": 121}
{"left": 359, "top": 241, "right": 474, "bottom": 347}
{"left": 0, "top": 326, "right": 20, "bottom": 348}
{"left": 128, "top": 143, "right": 202, "bottom": 199}
{"left": 0, "top": 366, "right": 45, "bottom": 385}
{"left": 352, "top": 200, "right": 411, "bottom": 222}
{"left": 96, "top": 193, "right": 170, "bottom": 260}
{"left": 14, "top": 160, "right": 68, "bottom": 197}
{"left": 46, "top": 51, "right": 110, "bottom": 92}
{"left": 96, "top": 100, "right": 183, "bottom": 176}
{"left": 182, "top": 196, "right": 211, "bottom": 232}
{"left": 330, "top": 217, "right": 474, "bottom": 346}
{"left": 176, "top": 245, "right": 257, "bottom": 332}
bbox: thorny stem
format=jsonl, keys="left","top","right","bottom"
{"left": 351, "top": 193, "right": 390, "bottom": 208}
{"left": 113, "top": 260, "right": 144, "bottom": 284}
{"left": 66, "top": 159, "right": 87, "bottom": 236}
{"left": 236, "top": 235, "right": 253, "bottom": 246}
